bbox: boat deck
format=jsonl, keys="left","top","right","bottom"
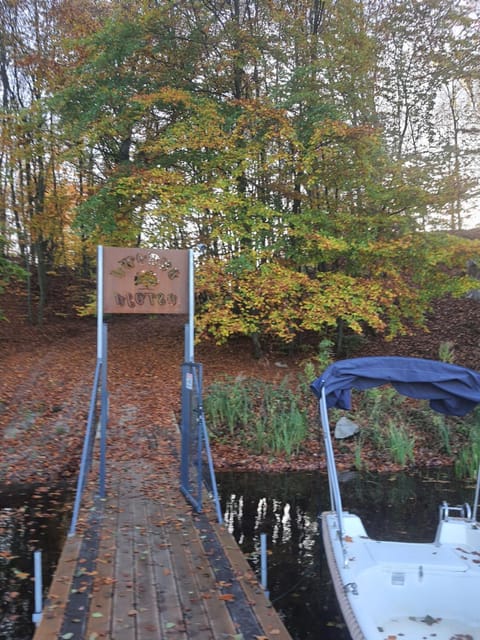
{"left": 322, "top": 511, "right": 480, "bottom": 640}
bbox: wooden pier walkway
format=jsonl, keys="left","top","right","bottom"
{"left": 33, "top": 456, "right": 292, "bottom": 640}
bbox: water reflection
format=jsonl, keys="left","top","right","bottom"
{"left": 217, "top": 468, "right": 474, "bottom": 640}
{"left": 0, "top": 484, "right": 71, "bottom": 640}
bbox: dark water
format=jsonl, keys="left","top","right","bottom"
{"left": 216, "top": 468, "right": 475, "bottom": 640}
{"left": 0, "top": 483, "right": 71, "bottom": 640}
{"left": 0, "top": 470, "right": 474, "bottom": 640}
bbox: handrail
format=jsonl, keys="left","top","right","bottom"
{"left": 180, "top": 361, "right": 223, "bottom": 524}
{"left": 193, "top": 365, "right": 223, "bottom": 524}
{"left": 68, "top": 360, "right": 102, "bottom": 536}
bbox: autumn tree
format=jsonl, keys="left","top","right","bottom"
{"left": 1, "top": 0, "right": 480, "bottom": 350}
{"left": 48, "top": 0, "right": 480, "bottom": 350}
{"left": 372, "top": 0, "right": 480, "bottom": 229}
{"left": 0, "top": 0, "right": 102, "bottom": 321}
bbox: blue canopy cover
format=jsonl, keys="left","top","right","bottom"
{"left": 310, "top": 356, "right": 480, "bottom": 417}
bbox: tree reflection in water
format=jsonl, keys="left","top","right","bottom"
{"left": 0, "top": 484, "right": 71, "bottom": 640}
{"left": 0, "top": 470, "right": 472, "bottom": 640}
{"left": 217, "top": 468, "right": 472, "bottom": 640}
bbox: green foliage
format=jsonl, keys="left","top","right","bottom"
{"left": 2, "top": 0, "right": 480, "bottom": 346}
{"left": 0, "top": 258, "right": 27, "bottom": 321}
{"left": 299, "top": 339, "right": 334, "bottom": 391}
{"left": 342, "top": 388, "right": 480, "bottom": 476}
{"left": 455, "top": 408, "right": 480, "bottom": 480}
{"left": 357, "top": 386, "right": 405, "bottom": 428}
{"left": 51, "top": 3, "right": 480, "bottom": 349}
{"left": 432, "top": 414, "right": 452, "bottom": 456}
{"left": 203, "top": 377, "right": 252, "bottom": 436}
{"left": 0, "top": 257, "right": 26, "bottom": 288}
{"left": 455, "top": 434, "right": 480, "bottom": 480}
{"left": 204, "top": 370, "right": 480, "bottom": 477}
{"left": 204, "top": 376, "right": 309, "bottom": 457}
{"left": 386, "top": 421, "right": 415, "bottom": 466}
{"left": 196, "top": 232, "right": 480, "bottom": 349}
{"left": 354, "top": 441, "right": 363, "bottom": 472}
{"left": 438, "top": 341, "right": 455, "bottom": 363}
{"left": 351, "top": 387, "right": 423, "bottom": 467}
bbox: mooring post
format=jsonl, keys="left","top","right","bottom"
{"left": 32, "top": 550, "right": 42, "bottom": 625}
{"left": 260, "top": 533, "right": 269, "bottom": 599}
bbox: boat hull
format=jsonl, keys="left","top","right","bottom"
{"left": 321, "top": 511, "right": 480, "bottom": 640}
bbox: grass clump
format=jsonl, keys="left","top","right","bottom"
{"left": 204, "top": 376, "right": 309, "bottom": 457}
{"left": 204, "top": 361, "right": 480, "bottom": 479}
{"left": 454, "top": 407, "right": 480, "bottom": 479}
{"left": 386, "top": 421, "right": 415, "bottom": 466}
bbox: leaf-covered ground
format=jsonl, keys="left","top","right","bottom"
{"left": 1, "top": 274, "right": 480, "bottom": 486}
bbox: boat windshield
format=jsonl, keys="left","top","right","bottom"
{"left": 310, "top": 356, "right": 480, "bottom": 417}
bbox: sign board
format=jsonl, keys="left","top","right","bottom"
{"left": 103, "top": 247, "right": 189, "bottom": 314}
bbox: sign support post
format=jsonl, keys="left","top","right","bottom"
{"left": 71, "top": 246, "right": 222, "bottom": 529}
{"left": 97, "top": 246, "right": 107, "bottom": 498}
{"left": 187, "top": 249, "right": 194, "bottom": 362}
{"left": 97, "top": 245, "right": 104, "bottom": 361}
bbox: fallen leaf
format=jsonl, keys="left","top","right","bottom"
{"left": 13, "top": 569, "right": 30, "bottom": 580}
{"left": 219, "top": 593, "right": 235, "bottom": 601}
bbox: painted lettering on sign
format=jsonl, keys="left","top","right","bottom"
{"left": 103, "top": 248, "right": 189, "bottom": 315}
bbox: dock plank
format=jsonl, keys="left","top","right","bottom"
{"left": 111, "top": 480, "right": 139, "bottom": 639}
{"left": 133, "top": 496, "right": 163, "bottom": 640}
{"left": 184, "top": 520, "right": 240, "bottom": 640}
{"left": 161, "top": 500, "right": 218, "bottom": 638}
{"left": 214, "top": 520, "right": 292, "bottom": 640}
{"left": 84, "top": 497, "right": 117, "bottom": 638}
{"left": 34, "top": 457, "right": 293, "bottom": 640}
{"left": 33, "top": 536, "right": 82, "bottom": 640}
{"left": 145, "top": 498, "right": 187, "bottom": 639}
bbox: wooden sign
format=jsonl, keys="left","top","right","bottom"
{"left": 103, "top": 247, "right": 189, "bottom": 314}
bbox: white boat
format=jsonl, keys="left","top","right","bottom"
{"left": 310, "top": 356, "right": 480, "bottom": 640}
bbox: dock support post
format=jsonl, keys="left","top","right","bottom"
{"left": 260, "top": 533, "right": 269, "bottom": 599}
{"left": 32, "top": 550, "right": 42, "bottom": 625}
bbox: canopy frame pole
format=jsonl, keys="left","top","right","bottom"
{"left": 320, "top": 386, "right": 345, "bottom": 549}
{"left": 472, "top": 465, "right": 480, "bottom": 522}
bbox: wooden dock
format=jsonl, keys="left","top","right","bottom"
{"left": 33, "top": 457, "right": 292, "bottom": 640}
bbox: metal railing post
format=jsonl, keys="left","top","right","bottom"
{"left": 194, "top": 365, "right": 223, "bottom": 524}
{"left": 180, "top": 362, "right": 193, "bottom": 495}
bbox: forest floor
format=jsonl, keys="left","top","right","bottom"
{"left": 1, "top": 272, "right": 480, "bottom": 487}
